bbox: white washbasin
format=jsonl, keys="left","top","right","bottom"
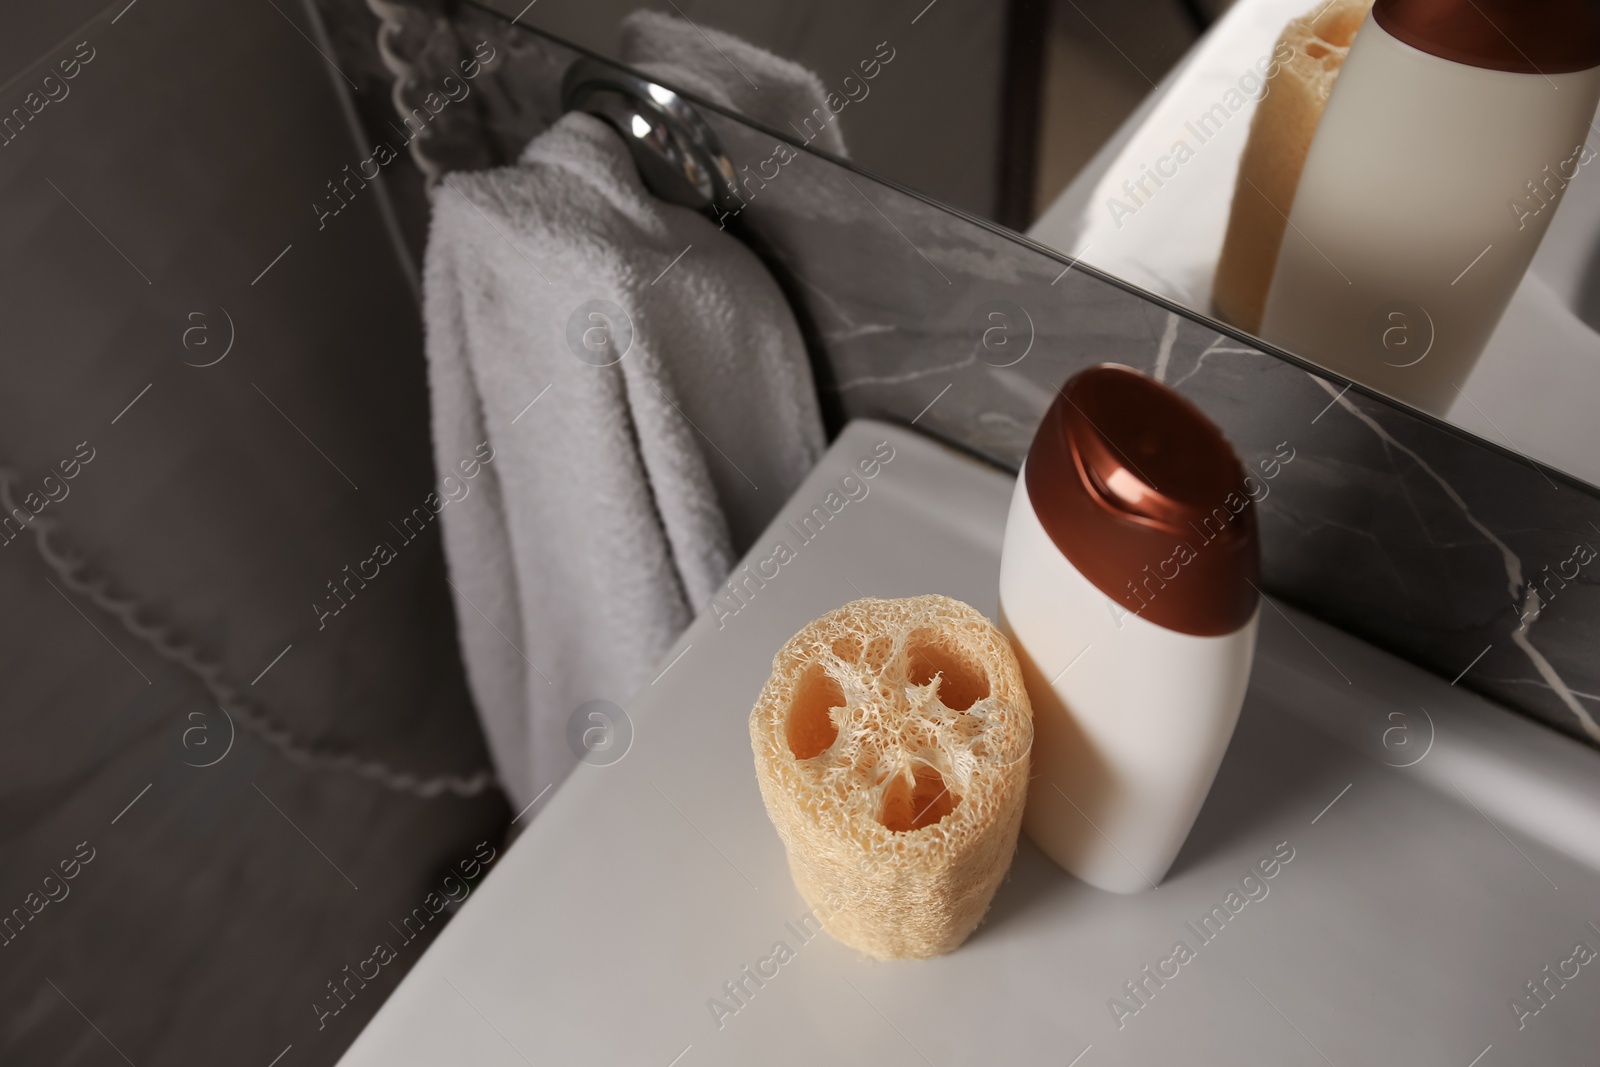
{"left": 336, "top": 420, "right": 1600, "bottom": 1066}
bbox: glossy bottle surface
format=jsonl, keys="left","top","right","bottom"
{"left": 1000, "top": 366, "right": 1260, "bottom": 892}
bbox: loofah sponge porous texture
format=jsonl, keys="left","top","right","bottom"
{"left": 749, "top": 595, "right": 1033, "bottom": 960}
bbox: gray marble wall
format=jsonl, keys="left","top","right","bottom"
{"left": 709, "top": 114, "right": 1600, "bottom": 752}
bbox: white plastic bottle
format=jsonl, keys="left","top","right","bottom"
{"left": 1259, "top": 0, "right": 1600, "bottom": 415}
{"left": 998, "top": 365, "right": 1260, "bottom": 893}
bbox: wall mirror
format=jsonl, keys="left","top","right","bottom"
{"left": 349, "top": 0, "right": 1600, "bottom": 752}
{"left": 480, "top": 0, "right": 1600, "bottom": 491}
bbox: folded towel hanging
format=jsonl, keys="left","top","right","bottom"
{"left": 423, "top": 15, "right": 834, "bottom": 813}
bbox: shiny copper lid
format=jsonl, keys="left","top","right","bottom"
{"left": 1023, "top": 365, "right": 1260, "bottom": 636}
{"left": 1374, "top": 0, "right": 1600, "bottom": 74}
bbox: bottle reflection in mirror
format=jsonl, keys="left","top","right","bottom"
{"left": 1257, "top": 0, "right": 1600, "bottom": 415}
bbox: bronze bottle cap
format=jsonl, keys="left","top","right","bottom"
{"left": 1374, "top": 0, "right": 1600, "bottom": 75}
{"left": 1023, "top": 365, "right": 1260, "bottom": 637}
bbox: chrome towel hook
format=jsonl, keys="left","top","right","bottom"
{"left": 561, "top": 57, "right": 741, "bottom": 217}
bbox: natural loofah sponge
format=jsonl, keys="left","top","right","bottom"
{"left": 1214, "top": 0, "right": 1373, "bottom": 333}
{"left": 749, "top": 595, "right": 1033, "bottom": 960}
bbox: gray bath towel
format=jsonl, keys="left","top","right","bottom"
{"left": 424, "top": 14, "right": 832, "bottom": 810}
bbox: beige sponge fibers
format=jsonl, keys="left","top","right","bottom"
{"left": 749, "top": 595, "right": 1033, "bottom": 960}
{"left": 1213, "top": 0, "right": 1373, "bottom": 333}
